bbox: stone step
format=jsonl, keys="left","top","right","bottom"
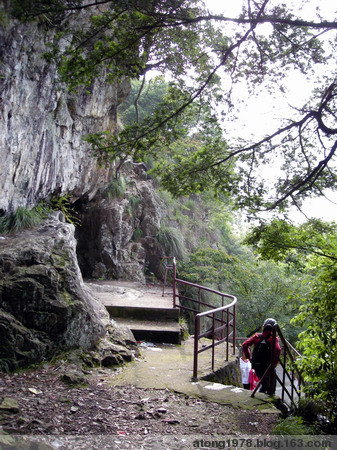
{"left": 115, "top": 318, "right": 181, "bottom": 344}
{"left": 105, "top": 304, "right": 180, "bottom": 321}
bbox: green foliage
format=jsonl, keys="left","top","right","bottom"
{"left": 178, "top": 248, "right": 237, "bottom": 289}
{"left": 157, "top": 189, "right": 237, "bottom": 254}
{"left": 48, "top": 195, "right": 80, "bottom": 225}
{"left": 294, "top": 398, "right": 325, "bottom": 426}
{"left": 178, "top": 317, "right": 189, "bottom": 340}
{"left": 0, "top": 205, "right": 48, "bottom": 234}
{"left": 291, "top": 262, "right": 337, "bottom": 428}
{"left": 247, "top": 217, "right": 337, "bottom": 428}
{"left": 156, "top": 226, "right": 187, "bottom": 261}
{"left": 128, "top": 195, "right": 141, "bottom": 210}
{"left": 8, "top": 0, "right": 337, "bottom": 212}
{"left": 0, "top": 358, "right": 12, "bottom": 373}
{"left": 272, "top": 416, "right": 315, "bottom": 435}
{"left": 132, "top": 228, "right": 143, "bottom": 242}
{"left": 35, "top": 0, "right": 218, "bottom": 92}
{"left": 178, "top": 246, "right": 303, "bottom": 339}
{"left": 244, "top": 219, "right": 337, "bottom": 266}
{"left": 118, "top": 77, "right": 169, "bottom": 126}
{"left": 103, "top": 176, "right": 127, "bottom": 199}
{"left": 0, "top": 9, "right": 9, "bottom": 28}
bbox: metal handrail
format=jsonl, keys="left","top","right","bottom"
{"left": 163, "top": 257, "right": 303, "bottom": 403}
{"left": 161, "top": 256, "right": 176, "bottom": 298}
{"left": 161, "top": 256, "right": 237, "bottom": 380}
{"left": 193, "top": 298, "right": 237, "bottom": 379}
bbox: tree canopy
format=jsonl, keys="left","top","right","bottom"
{"left": 9, "top": 0, "right": 337, "bottom": 216}
{"left": 246, "top": 217, "right": 337, "bottom": 428}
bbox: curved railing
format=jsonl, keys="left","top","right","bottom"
{"left": 162, "top": 258, "right": 304, "bottom": 402}
{"left": 161, "top": 256, "right": 237, "bottom": 379}
{"left": 193, "top": 292, "right": 237, "bottom": 379}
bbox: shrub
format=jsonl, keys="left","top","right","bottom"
{"left": 294, "top": 398, "right": 324, "bottom": 425}
{"left": 104, "top": 176, "right": 127, "bottom": 199}
{"left": 48, "top": 195, "right": 80, "bottom": 225}
{"left": 128, "top": 195, "right": 141, "bottom": 209}
{"left": 0, "top": 205, "right": 47, "bottom": 234}
{"left": 0, "top": 358, "right": 12, "bottom": 373}
{"left": 272, "top": 416, "right": 314, "bottom": 435}
{"left": 156, "top": 226, "right": 186, "bottom": 260}
{"left": 132, "top": 228, "right": 143, "bottom": 241}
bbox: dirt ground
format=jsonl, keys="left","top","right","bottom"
{"left": 0, "top": 361, "right": 280, "bottom": 448}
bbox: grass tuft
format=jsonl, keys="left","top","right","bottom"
{"left": 0, "top": 205, "right": 48, "bottom": 234}
{"left": 156, "top": 225, "right": 187, "bottom": 260}
{"left": 272, "top": 416, "right": 315, "bottom": 435}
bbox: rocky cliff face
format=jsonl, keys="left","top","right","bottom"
{"left": 0, "top": 8, "right": 166, "bottom": 368}
{"left": 0, "top": 6, "right": 165, "bottom": 282}
{"left": 75, "top": 163, "right": 165, "bottom": 282}
{"left": 0, "top": 7, "right": 129, "bottom": 214}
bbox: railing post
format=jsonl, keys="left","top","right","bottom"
{"left": 172, "top": 257, "right": 177, "bottom": 308}
{"left": 193, "top": 315, "right": 200, "bottom": 379}
{"left": 198, "top": 287, "right": 201, "bottom": 312}
{"left": 220, "top": 295, "right": 224, "bottom": 340}
{"left": 226, "top": 309, "right": 229, "bottom": 361}
{"left": 232, "top": 304, "right": 236, "bottom": 355}
{"left": 162, "top": 259, "right": 167, "bottom": 297}
{"left": 282, "top": 345, "right": 286, "bottom": 403}
{"left": 269, "top": 326, "right": 277, "bottom": 395}
{"left": 211, "top": 314, "right": 215, "bottom": 371}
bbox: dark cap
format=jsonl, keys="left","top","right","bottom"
{"left": 263, "top": 318, "right": 277, "bottom": 330}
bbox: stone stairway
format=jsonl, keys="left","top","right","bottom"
{"left": 86, "top": 280, "right": 181, "bottom": 344}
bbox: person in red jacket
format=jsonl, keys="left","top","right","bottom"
{"left": 242, "top": 318, "right": 281, "bottom": 395}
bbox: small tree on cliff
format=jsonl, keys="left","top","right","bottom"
{"left": 9, "top": 0, "right": 337, "bottom": 215}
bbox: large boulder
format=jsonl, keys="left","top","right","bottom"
{"left": 0, "top": 213, "right": 109, "bottom": 370}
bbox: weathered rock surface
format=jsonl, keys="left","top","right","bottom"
{"left": 0, "top": 6, "right": 168, "bottom": 370}
{"left": 0, "top": 5, "right": 129, "bottom": 214}
{"left": 0, "top": 213, "right": 110, "bottom": 369}
{"left": 202, "top": 359, "right": 243, "bottom": 387}
{"left": 75, "top": 164, "right": 165, "bottom": 282}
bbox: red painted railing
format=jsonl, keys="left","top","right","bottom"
{"left": 161, "top": 257, "right": 237, "bottom": 379}
{"left": 162, "top": 258, "right": 304, "bottom": 400}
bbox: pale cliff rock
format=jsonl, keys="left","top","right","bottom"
{"left": 0, "top": 7, "right": 165, "bottom": 282}
{"left": 0, "top": 7, "right": 129, "bottom": 214}
{"left": 0, "top": 7, "right": 166, "bottom": 369}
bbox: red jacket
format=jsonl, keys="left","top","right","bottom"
{"left": 242, "top": 332, "right": 281, "bottom": 367}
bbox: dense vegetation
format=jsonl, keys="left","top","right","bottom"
{"left": 5, "top": 0, "right": 337, "bottom": 431}
{"left": 9, "top": 0, "right": 337, "bottom": 214}
{"left": 247, "top": 219, "right": 337, "bottom": 430}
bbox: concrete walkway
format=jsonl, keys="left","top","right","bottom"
{"left": 86, "top": 280, "right": 174, "bottom": 309}
{"left": 109, "top": 337, "right": 279, "bottom": 414}
{"left": 87, "top": 280, "right": 279, "bottom": 415}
